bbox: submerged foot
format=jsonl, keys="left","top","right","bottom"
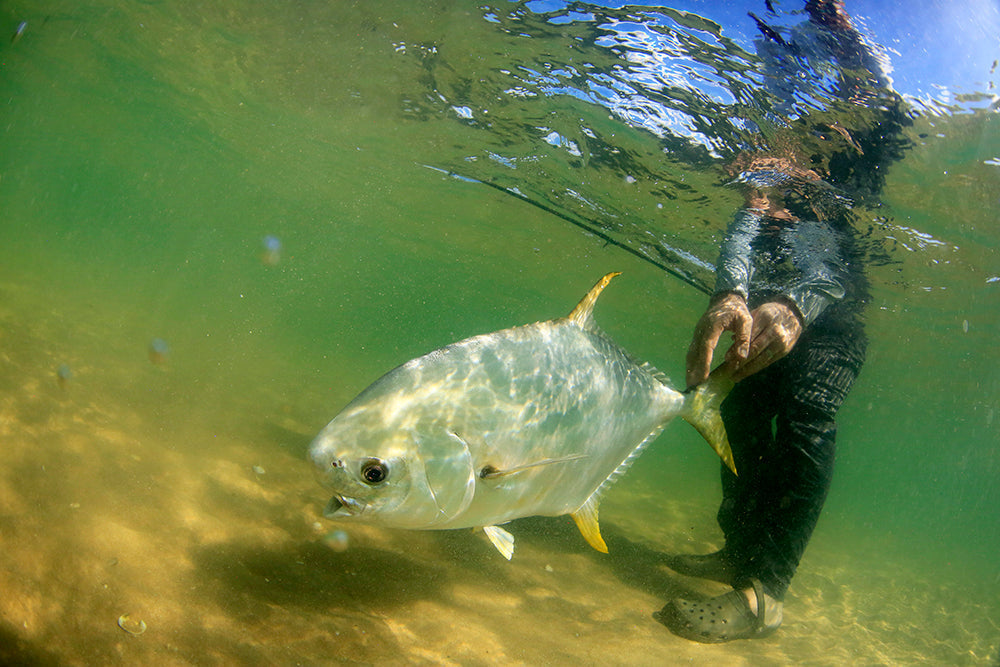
{"left": 661, "top": 549, "right": 737, "bottom": 585}
{"left": 653, "top": 578, "right": 782, "bottom": 643}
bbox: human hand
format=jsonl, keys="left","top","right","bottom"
{"left": 685, "top": 293, "right": 753, "bottom": 389}
{"left": 730, "top": 300, "right": 803, "bottom": 382}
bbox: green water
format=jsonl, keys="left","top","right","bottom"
{"left": 2, "top": 2, "right": 998, "bottom": 664}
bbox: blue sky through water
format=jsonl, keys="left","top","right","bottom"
{"left": 521, "top": 0, "right": 1000, "bottom": 113}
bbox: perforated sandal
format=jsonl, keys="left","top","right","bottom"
{"left": 654, "top": 578, "right": 781, "bottom": 643}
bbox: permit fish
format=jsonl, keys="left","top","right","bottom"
{"left": 309, "top": 273, "right": 734, "bottom": 559}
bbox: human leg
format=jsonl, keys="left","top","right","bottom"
{"left": 659, "top": 322, "right": 865, "bottom": 641}
{"left": 742, "top": 331, "right": 866, "bottom": 599}
{"left": 661, "top": 369, "right": 778, "bottom": 585}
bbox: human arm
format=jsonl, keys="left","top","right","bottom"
{"left": 686, "top": 199, "right": 827, "bottom": 387}
{"left": 685, "top": 292, "right": 803, "bottom": 387}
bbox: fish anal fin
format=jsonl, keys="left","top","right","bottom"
{"left": 483, "top": 525, "right": 515, "bottom": 560}
{"left": 570, "top": 494, "right": 608, "bottom": 554}
{"left": 567, "top": 272, "right": 622, "bottom": 329}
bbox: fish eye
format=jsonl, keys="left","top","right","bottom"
{"left": 360, "top": 458, "right": 388, "bottom": 485}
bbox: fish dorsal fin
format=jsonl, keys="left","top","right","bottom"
{"left": 640, "top": 361, "right": 672, "bottom": 388}
{"left": 570, "top": 494, "right": 608, "bottom": 554}
{"left": 567, "top": 272, "right": 622, "bottom": 330}
{"left": 483, "top": 525, "right": 515, "bottom": 560}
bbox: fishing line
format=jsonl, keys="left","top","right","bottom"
{"left": 421, "top": 164, "right": 713, "bottom": 296}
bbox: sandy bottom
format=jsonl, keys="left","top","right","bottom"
{"left": 1, "top": 282, "right": 998, "bottom": 667}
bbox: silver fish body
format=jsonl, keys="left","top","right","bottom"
{"left": 309, "top": 273, "right": 733, "bottom": 558}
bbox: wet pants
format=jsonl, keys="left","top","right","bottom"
{"left": 717, "top": 312, "right": 867, "bottom": 600}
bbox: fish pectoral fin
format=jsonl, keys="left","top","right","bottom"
{"left": 479, "top": 454, "right": 589, "bottom": 480}
{"left": 482, "top": 525, "right": 515, "bottom": 560}
{"left": 570, "top": 494, "right": 608, "bottom": 554}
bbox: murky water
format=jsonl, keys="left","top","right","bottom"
{"left": 1, "top": 1, "right": 998, "bottom": 664}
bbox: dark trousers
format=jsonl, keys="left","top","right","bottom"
{"left": 717, "top": 312, "right": 867, "bottom": 600}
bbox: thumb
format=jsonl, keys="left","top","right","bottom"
{"left": 727, "top": 311, "right": 753, "bottom": 361}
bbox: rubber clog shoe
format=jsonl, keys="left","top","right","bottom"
{"left": 654, "top": 578, "right": 782, "bottom": 643}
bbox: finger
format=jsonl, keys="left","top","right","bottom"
{"left": 685, "top": 341, "right": 713, "bottom": 388}
{"left": 731, "top": 310, "right": 753, "bottom": 360}
{"left": 741, "top": 336, "right": 770, "bottom": 367}
{"left": 731, "top": 352, "right": 766, "bottom": 382}
{"left": 741, "top": 307, "right": 777, "bottom": 359}
{"left": 713, "top": 357, "right": 741, "bottom": 380}
{"left": 720, "top": 307, "right": 753, "bottom": 367}
{"left": 724, "top": 339, "right": 747, "bottom": 365}
{"left": 732, "top": 342, "right": 785, "bottom": 381}
{"left": 686, "top": 322, "right": 724, "bottom": 388}
{"left": 747, "top": 310, "right": 769, "bottom": 347}
{"left": 746, "top": 320, "right": 797, "bottom": 363}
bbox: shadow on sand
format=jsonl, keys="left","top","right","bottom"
{"left": 494, "top": 515, "right": 722, "bottom": 603}
{"left": 187, "top": 538, "right": 460, "bottom": 661}
{"left": 0, "top": 622, "right": 61, "bottom": 667}
{"left": 194, "top": 539, "right": 450, "bottom": 618}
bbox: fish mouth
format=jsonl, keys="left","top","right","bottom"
{"left": 323, "top": 495, "right": 344, "bottom": 517}
{"left": 323, "top": 494, "right": 365, "bottom": 518}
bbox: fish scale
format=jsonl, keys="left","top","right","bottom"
{"left": 310, "top": 273, "right": 734, "bottom": 559}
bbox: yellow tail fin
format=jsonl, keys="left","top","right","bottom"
{"left": 682, "top": 369, "right": 736, "bottom": 475}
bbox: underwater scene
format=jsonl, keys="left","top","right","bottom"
{"left": 1, "top": 0, "right": 998, "bottom": 664}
